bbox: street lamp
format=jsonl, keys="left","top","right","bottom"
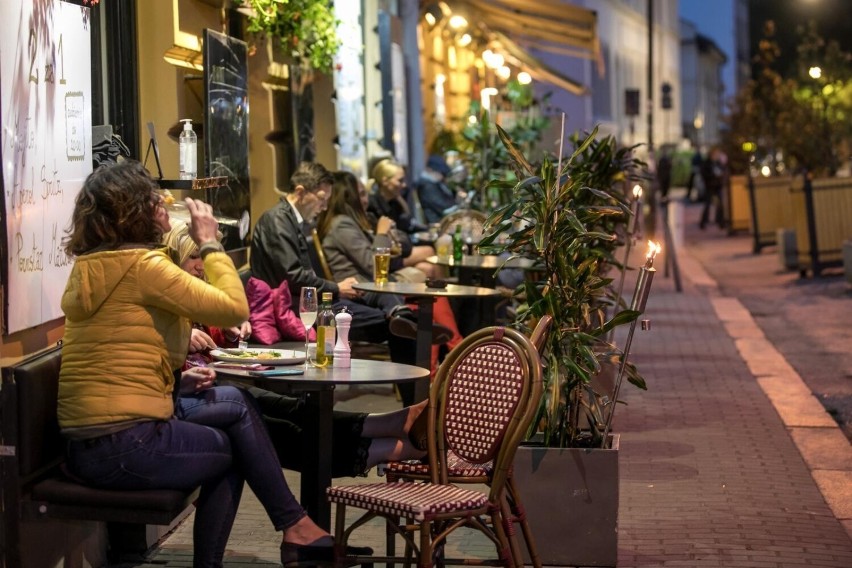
{"left": 808, "top": 66, "right": 822, "bottom": 79}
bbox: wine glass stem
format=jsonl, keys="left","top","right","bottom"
{"left": 304, "top": 332, "right": 309, "bottom": 371}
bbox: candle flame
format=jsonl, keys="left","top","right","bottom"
{"left": 644, "top": 240, "right": 661, "bottom": 268}
{"left": 633, "top": 185, "right": 643, "bottom": 199}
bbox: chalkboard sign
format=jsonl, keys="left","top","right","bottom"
{"left": 1, "top": 0, "right": 93, "bottom": 334}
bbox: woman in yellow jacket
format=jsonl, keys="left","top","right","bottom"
{"left": 58, "top": 161, "right": 366, "bottom": 567}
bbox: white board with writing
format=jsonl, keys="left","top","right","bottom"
{"left": 1, "top": 0, "right": 92, "bottom": 334}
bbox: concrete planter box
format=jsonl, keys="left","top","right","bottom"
{"left": 513, "top": 434, "right": 620, "bottom": 567}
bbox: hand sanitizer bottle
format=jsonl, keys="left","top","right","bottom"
{"left": 179, "top": 119, "right": 197, "bottom": 180}
{"left": 333, "top": 308, "right": 352, "bottom": 368}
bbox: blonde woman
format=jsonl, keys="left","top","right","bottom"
{"left": 164, "top": 221, "right": 429, "bottom": 477}
{"left": 367, "top": 159, "right": 436, "bottom": 275}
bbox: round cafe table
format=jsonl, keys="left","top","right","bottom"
{"left": 214, "top": 353, "right": 429, "bottom": 530}
{"left": 352, "top": 281, "right": 501, "bottom": 400}
{"left": 426, "top": 254, "right": 537, "bottom": 287}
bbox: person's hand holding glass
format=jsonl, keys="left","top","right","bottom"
{"left": 299, "top": 287, "right": 318, "bottom": 370}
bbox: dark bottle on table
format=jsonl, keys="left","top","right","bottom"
{"left": 452, "top": 224, "right": 464, "bottom": 268}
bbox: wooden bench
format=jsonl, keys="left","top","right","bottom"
{"left": 0, "top": 344, "right": 199, "bottom": 565}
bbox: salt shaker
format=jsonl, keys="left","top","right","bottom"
{"left": 333, "top": 308, "right": 352, "bottom": 368}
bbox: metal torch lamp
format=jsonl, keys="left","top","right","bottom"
{"left": 601, "top": 240, "right": 660, "bottom": 447}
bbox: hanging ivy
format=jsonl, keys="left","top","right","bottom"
{"left": 237, "top": 0, "right": 341, "bottom": 73}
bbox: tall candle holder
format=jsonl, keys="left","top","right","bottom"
{"left": 601, "top": 241, "right": 660, "bottom": 447}
{"left": 609, "top": 185, "right": 644, "bottom": 346}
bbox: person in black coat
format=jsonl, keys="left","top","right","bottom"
{"left": 416, "top": 154, "right": 459, "bottom": 224}
{"left": 250, "top": 162, "right": 402, "bottom": 345}
{"left": 699, "top": 148, "right": 725, "bottom": 229}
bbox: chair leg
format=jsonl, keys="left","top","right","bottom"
{"left": 386, "top": 514, "right": 397, "bottom": 568}
{"left": 418, "top": 521, "right": 432, "bottom": 568}
{"left": 500, "top": 498, "right": 524, "bottom": 568}
{"left": 506, "top": 476, "right": 541, "bottom": 568}
{"left": 488, "top": 507, "right": 515, "bottom": 568}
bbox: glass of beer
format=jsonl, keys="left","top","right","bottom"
{"left": 373, "top": 246, "right": 391, "bottom": 285}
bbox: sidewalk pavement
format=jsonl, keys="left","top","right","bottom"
{"left": 128, "top": 197, "right": 852, "bottom": 567}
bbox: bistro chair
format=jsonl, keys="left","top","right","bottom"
{"left": 327, "top": 326, "right": 543, "bottom": 568}
{"left": 438, "top": 209, "right": 487, "bottom": 242}
{"left": 382, "top": 316, "right": 552, "bottom": 568}
{"left": 308, "top": 228, "right": 335, "bottom": 281}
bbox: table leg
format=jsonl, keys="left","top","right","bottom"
{"left": 414, "top": 297, "right": 435, "bottom": 402}
{"left": 301, "top": 387, "right": 334, "bottom": 530}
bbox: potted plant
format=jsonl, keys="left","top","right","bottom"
{"left": 478, "top": 124, "right": 649, "bottom": 566}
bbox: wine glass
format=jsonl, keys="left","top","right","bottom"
{"left": 299, "top": 287, "right": 318, "bottom": 369}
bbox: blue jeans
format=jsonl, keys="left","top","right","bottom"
{"left": 68, "top": 386, "right": 305, "bottom": 568}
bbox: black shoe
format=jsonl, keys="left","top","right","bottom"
{"left": 280, "top": 542, "right": 374, "bottom": 567}
{"left": 389, "top": 308, "right": 453, "bottom": 344}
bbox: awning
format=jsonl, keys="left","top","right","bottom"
{"left": 434, "top": 0, "right": 601, "bottom": 95}
{"left": 490, "top": 31, "right": 588, "bottom": 96}
{"left": 462, "top": 0, "right": 598, "bottom": 57}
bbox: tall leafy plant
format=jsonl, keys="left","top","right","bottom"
{"left": 479, "top": 125, "right": 647, "bottom": 448}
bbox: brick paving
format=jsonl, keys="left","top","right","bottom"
{"left": 123, "top": 197, "right": 852, "bottom": 567}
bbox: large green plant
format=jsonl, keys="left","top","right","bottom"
{"left": 479, "top": 125, "right": 647, "bottom": 448}
{"left": 237, "top": 0, "right": 341, "bottom": 73}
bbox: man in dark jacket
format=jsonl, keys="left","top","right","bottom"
{"left": 251, "top": 162, "right": 395, "bottom": 343}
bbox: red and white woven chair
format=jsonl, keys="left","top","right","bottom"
{"left": 382, "top": 316, "right": 552, "bottom": 568}
{"left": 327, "top": 326, "right": 543, "bottom": 568}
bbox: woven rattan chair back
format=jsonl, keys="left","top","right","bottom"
{"left": 442, "top": 339, "right": 526, "bottom": 466}
{"left": 426, "top": 327, "right": 541, "bottom": 499}
{"left": 438, "top": 209, "right": 487, "bottom": 241}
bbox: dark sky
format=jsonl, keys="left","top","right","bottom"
{"left": 749, "top": 0, "right": 852, "bottom": 77}
{"left": 680, "top": 0, "right": 852, "bottom": 98}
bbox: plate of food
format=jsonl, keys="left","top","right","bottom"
{"left": 209, "top": 348, "right": 306, "bottom": 366}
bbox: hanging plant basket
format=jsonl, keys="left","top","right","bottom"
{"left": 237, "top": 0, "right": 341, "bottom": 74}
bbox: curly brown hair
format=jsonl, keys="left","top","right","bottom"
{"left": 63, "top": 160, "right": 163, "bottom": 256}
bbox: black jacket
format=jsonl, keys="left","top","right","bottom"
{"left": 250, "top": 199, "right": 338, "bottom": 301}
{"left": 416, "top": 176, "right": 457, "bottom": 224}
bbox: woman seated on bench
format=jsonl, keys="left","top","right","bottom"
{"left": 57, "top": 161, "right": 370, "bottom": 568}
{"left": 163, "top": 220, "right": 429, "bottom": 474}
